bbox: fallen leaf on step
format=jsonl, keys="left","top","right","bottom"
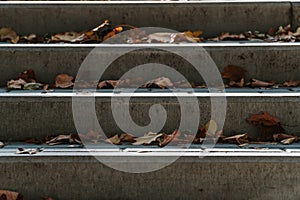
{"left": 16, "top": 147, "right": 43, "bottom": 155}
{"left": 249, "top": 78, "right": 274, "bottom": 87}
{"left": 221, "top": 133, "right": 249, "bottom": 145}
{"left": 17, "top": 69, "right": 37, "bottom": 83}
{"left": 0, "top": 27, "right": 19, "bottom": 43}
{"left": 205, "top": 120, "right": 218, "bottom": 136}
{"left": 46, "top": 134, "right": 82, "bottom": 145}
{"left": 97, "top": 80, "right": 118, "bottom": 89}
{"left": 247, "top": 112, "right": 285, "bottom": 141}
{"left": 132, "top": 132, "right": 163, "bottom": 145}
{"left": 282, "top": 80, "right": 300, "bottom": 87}
{"left": 0, "top": 141, "right": 4, "bottom": 148}
{"left": 7, "top": 79, "right": 27, "bottom": 89}
{"left": 105, "top": 134, "right": 121, "bottom": 145}
{"left": 51, "top": 32, "right": 85, "bottom": 43}
{"left": 273, "top": 133, "right": 298, "bottom": 144}
{"left": 211, "top": 32, "right": 247, "bottom": 41}
{"left": 55, "top": 74, "right": 74, "bottom": 88}
{"left": 158, "top": 130, "right": 180, "bottom": 147}
{"left": 142, "top": 77, "right": 173, "bottom": 89}
{"left": 0, "top": 190, "right": 23, "bottom": 200}
{"left": 119, "top": 133, "right": 135, "bottom": 143}
{"left": 221, "top": 65, "right": 247, "bottom": 82}
{"left": 23, "top": 82, "right": 44, "bottom": 90}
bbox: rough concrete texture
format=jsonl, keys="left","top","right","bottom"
{"left": 0, "top": 158, "right": 299, "bottom": 200}
{"left": 0, "top": 96, "right": 299, "bottom": 140}
{"left": 0, "top": 2, "right": 291, "bottom": 37}
{"left": 0, "top": 46, "right": 300, "bottom": 86}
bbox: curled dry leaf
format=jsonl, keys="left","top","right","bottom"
{"left": 273, "top": 133, "right": 298, "bottom": 145}
{"left": 46, "top": 134, "right": 82, "bottom": 145}
{"left": 51, "top": 32, "right": 85, "bottom": 43}
{"left": 105, "top": 135, "right": 121, "bottom": 145}
{"left": 132, "top": 132, "right": 163, "bottom": 145}
{"left": 0, "top": 141, "right": 4, "bottom": 148}
{"left": 158, "top": 130, "right": 180, "bottom": 147}
{"left": 142, "top": 77, "right": 173, "bottom": 89}
{"left": 23, "top": 82, "right": 43, "bottom": 90}
{"left": 247, "top": 112, "right": 285, "bottom": 141}
{"left": 55, "top": 74, "right": 74, "bottom": 88}
{"left": 221, "top": 133, "right": 249, "bottom": 145}
{"left": 7, "top": 79, "right": 27, "bottom": 89}
{"left": 247, "top": 111, "right": 280, "bottom": 127}
{"left": 17, "top": 69, "right": 36, "bottom": 83}
{"left": 119, "top": 133, "right": 135, "bottom": 143}
{"left": 211, "top": 32, "right": 247, "bottom": 41}
{"left": 0, "top": 190, "right": 23, "bottom": 200}
{"left": 205, "top": 120, "right": 218, "bottom": 136}
{"left": 249, "top": 78, "right": 274, "bottom": 87}
{"left": 283, "top": 80, "right": 300, "bottom": 87}
{"left": 98, "top": 80, "right": 118, "bottom": 89}
{"left": 0, "top": 27, "right": 19, "bottom": 43}
{"left": 221, "top": 65, "right": 247, "bottom": 82}
{"left": 16, "top": 147, "right": 43, "bottom": 155}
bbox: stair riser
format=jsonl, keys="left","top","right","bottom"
{"left": 0, "top": 2, "right": 291, "bottom": 36}
{"left": 0, "top": 96, "right": 299, "bottom": 140}
{"left": 1, "top": 46, "right": 300, "bottom": 86}
{"left": 0, "top": 160, "right": 299, "bottom": 200}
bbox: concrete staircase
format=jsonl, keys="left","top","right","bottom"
{"left": 0, "top": 1, "right": 300, "bottom": 199}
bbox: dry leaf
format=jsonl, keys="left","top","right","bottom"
{"left": 46, "top": 134, "right": 82, "bottom": 145}
{"left": 283, "top": 80, "right": 300, "bottom": 87}
{"left": 98, "top": 80, "right": 118, "bottom": 89}
{"left": 205, "top": 120, "right": 218, "bottom": 136}
{"left": 7, "top": 79, "right": 26, "bottom": 89}
{"left": 132, "top": 132, "right": 163, "bottom": 145}
{"left": 222, "top": 133, "right": 249, "bottom": 145}
{"left": 0, "top": 28, "right": 19, "bottom": 43}
{"left": 23, "top": 82, "right": 43, "bottom": 90}
{"left": 158, "top": 130, "right": 180, "bottom": 147}
{"left": 119, "top": 133, "right": 135, "bottom": 143}
{"left": 55, "top": 74, "right": 74, "bottom": 88}
{"left": 0, "top": 190, "right": 23, "bottom": 200}
{"left": 16, "top": 147, "right": 43, "bottom": 155}
{"left": 247, "top": 112, "right": 280, "bottom": 127}
{"left": 221, "top": 65, "right": 247, "bottom": 82}
{"left": 0, "top": 141, "right": 4, "bottom": 148}
{"left": 105, "top": 135, "right": 121, "bottom": 145}
{"left": 142, "top": 77, "right": 173, "bottom": 89}
{"left": 273, "top": 133, "right": 298, "bottom": 144}
{"left": 51, "top": 32, "right": 85, "bottom": 43}
{"left": 249, "top": 78, "right": 274, "bottom": 87}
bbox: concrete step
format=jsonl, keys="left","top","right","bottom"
{"left": 0, "top": 1, "right": 292, "bottom": 37}
{"left": 0, "top": 89, "right": 299, "bottom": 141}
{"left": 0, "top": 143, "right": 300, "bottom": 200}
{"left": 0, "top": 44, "right": 300, "bottom": 86}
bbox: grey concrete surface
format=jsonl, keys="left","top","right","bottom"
{"left": 0, "top": 45, "right": 300, "bottom": 86}
{"left": 0, "top": 157, "right": 299, "bottom": 200}
{"left": 0, "top": 95, "right": 299, "bottom": 140}
{"left": 0, "top": 2, "right": 291, "bottom": 37}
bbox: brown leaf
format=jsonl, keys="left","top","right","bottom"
{"left": 273, "top": 133, "right": 298, "bottom": 144}
{"left": 0, "top": 190, "right": 23, "bottom": 200}
{"left": 221, "top": 133, "right": 249, "bottom": 145}
{"left": 7, "top": 79, "right": 27, "bottom": 89}
{"left": 247, "top": 112, "right": 285, "bottom": 142}
{"left": 229, "top": 78, "right": 244, "bottom": 88}
{"left": 132, "top": 132, "right": 163, "bottom": 145}
{"left": 283, "top": 80, "right": 300, "bottom": 87}
{"left": 0, "top": 28, "right": 19, "bottom": 43}
{"left": 221, "top": 65, "right": 247, "bottom": 82}
{"left": 51, "top": 32, "right": 85, "bottom": 43}
{"left": 97, "top": 80, "right": 118, "bottom": 89}
{"left": 247, "top": 112, "right": 280, "bottom": 127}
{"left": 55, "top": 74, "right": 74, "bottom": 88}
{"left": 17, "top": 69, "right": 37, "bottom": 83}
{"left": 212, "top": 32, "right": 247, "bottom": 41}
{"left": 158, "top": 130, "right": 180, "bottom": 147}
{"left": 141, "top": 77, "right": 173, "bottom": 89}
{"left": 119, "top": 133, "right": 135, "bottom": 143}
{"left": 106, "top": 135, "right": 121, "bottom": 145}
{"left": 46, "top": 134, "right": 82, "bottom": 145}
{"left": 249, "top": 78, "right": 274, "bottom": 87}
